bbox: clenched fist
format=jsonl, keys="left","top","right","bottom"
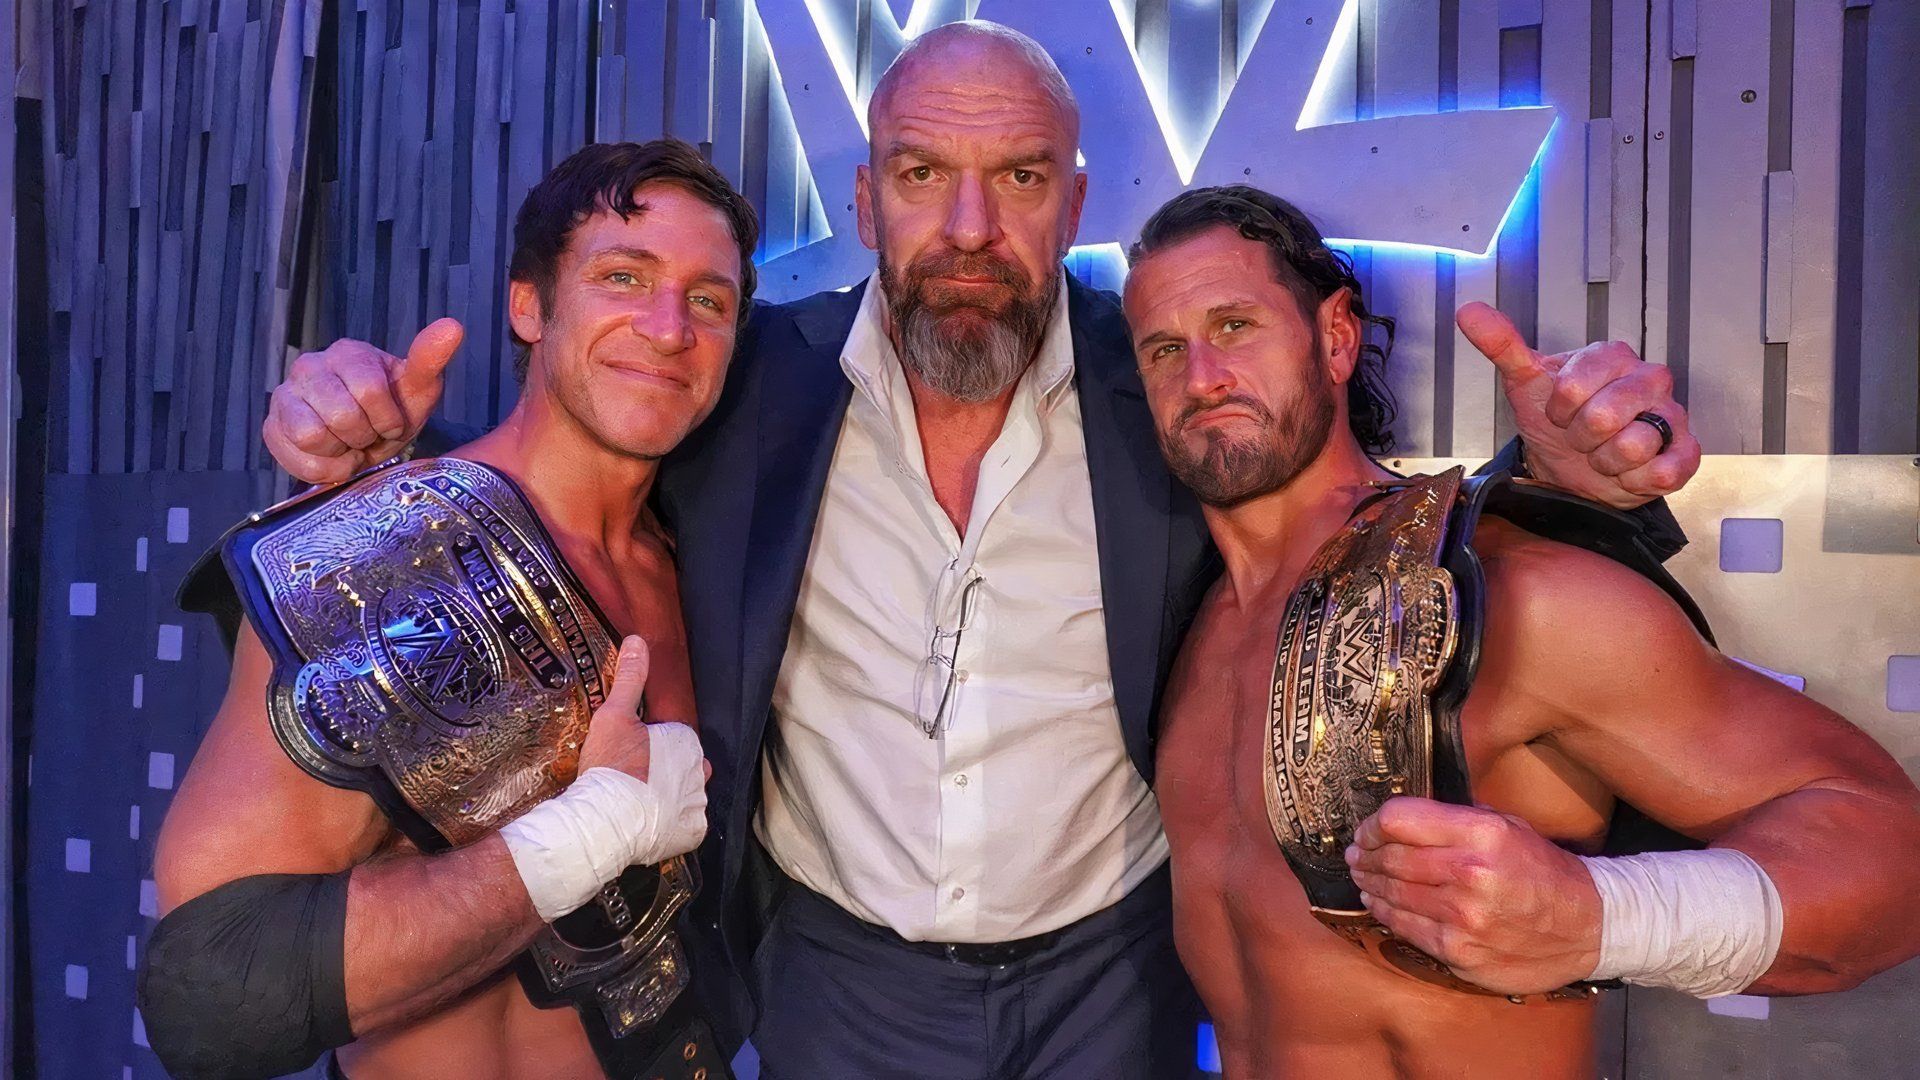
{"left": 1346, "top": 796, "right": 1603, "bottom": 996}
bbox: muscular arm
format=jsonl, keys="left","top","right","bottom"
{"left": 154, "top": 624, "right": 546, "bottom": 1038}
{"left": 1483, "top": 535, "right": 1920, "bottom": 993}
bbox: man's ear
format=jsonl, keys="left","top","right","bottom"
{"left": 1062, "top": 171, "right": 1088, "bottom": 253}
{"left": 508, "top": 279, "right": 545, "bottom": 346}
{"left": 855, "top": 164, "right": 879, "bottom": 251}
{"left": 1319, "top": 287, "right": 1362, "bottom": 386}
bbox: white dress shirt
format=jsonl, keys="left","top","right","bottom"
{"left": 754, "top": 274, "right": 1169, "bottom": 943}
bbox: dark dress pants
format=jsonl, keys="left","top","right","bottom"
{"left": 747, "top": 865, "right": 1202, "bottom": 1080}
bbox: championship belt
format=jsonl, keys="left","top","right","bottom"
{"left": 1263, "top": 466, "right": 1710, "bottom": 1004}
{"left": 196, "top": 457, "right": 719, "bottom": 1070}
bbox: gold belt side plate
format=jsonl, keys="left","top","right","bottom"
{"left": 1262, "top": 466, "right": 1599, "bottom": 1004}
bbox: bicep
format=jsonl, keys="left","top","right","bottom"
{"left": 153, "top": 623, "right": 386, "bottom": 913}
{"left": 1486, "top": 548, "right": 1911, "bottom": 840}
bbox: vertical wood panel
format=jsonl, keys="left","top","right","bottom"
{"left": 27, "top": 3, "right": 1920, "bottom": 473}
{"left": 709, "top": 0, "right": 752, "bottom": 185}
{"left": 466, "top": 1, "right": 507, "bottom": 423}
{"left": 669, "top": 0, "right": 716, "bottom": 147}
{"left": 0, "top": 0, "right": 17, "bottom": 1058}
{"left": 65, "top": 8, "right": 102, "bottom": 473}
{"left": 40, "top": 0, "right": 312, "bottom": 475}
{"left": 1491, "top": 21, "right": 1540, "bottom": 447}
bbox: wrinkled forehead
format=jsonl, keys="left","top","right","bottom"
{"left": 869, "top": 40, "right": 1078, "bottom": 160}
{"left": 1125, "top": 227, "right": 1297, "bottom": 328}
{"left": 567, "top": 182, "right": 743, "bottom": 281}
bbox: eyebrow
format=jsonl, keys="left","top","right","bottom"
{"left": 584, "top": 244, "right": 742, "bottom": 301}
{"left": 583, "top": 244, "right": 663, "bottom": 266}
{"left": 883, "top": 140, "right": 948, "bottom": 166}
{"left": 1132, "top": 328, "right": 1181, "bottom": 353}
{"left": 1131, "top": 301, "right": 1259, "bottom": 351}
{"left": 883, "top": 141, "right": 1058, "bottom": 171}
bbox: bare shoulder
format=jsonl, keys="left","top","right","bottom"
{"left": 1463, "top": 517, "right": 1917, "bottom": 843}
{"left": 154, "top": 622, "right": 387, "bottom": 913}
{"left": 1471, "top": 515, "right": 1702, "bottom": 646}
{"left": 1466, "top": 515, "right": 1712, "bottom": 727}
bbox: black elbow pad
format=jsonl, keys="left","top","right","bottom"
{"left": 137, "top": 873, "right": 354, "bottom": 1080}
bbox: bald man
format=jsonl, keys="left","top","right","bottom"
{"left": 258, "top": 21, "right": 1704, "bottom": 1078}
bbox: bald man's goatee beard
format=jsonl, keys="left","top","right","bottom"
{"left": 881, "top": 250, "right": 1058, "bottom": 403}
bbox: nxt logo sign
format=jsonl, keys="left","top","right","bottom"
{"left": 753, "top": 0, "right": 1555, "bottom": 302}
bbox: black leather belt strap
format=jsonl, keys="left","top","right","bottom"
{"left": 900, "top": 930, "right": 1065, "bottom": 967}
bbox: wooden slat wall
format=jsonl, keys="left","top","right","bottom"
{"left": 38, "top": 0, "right": 317, "bottom": 475}
{"left": 301, "top": 0, "right": 817, "bottom": 426}
{"left": 0, "top": 0, "right": 17, "bottom": 1063}
{"left": 34, "top": 1, "right": 1911, "bottom": 470}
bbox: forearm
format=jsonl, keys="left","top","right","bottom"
{"left": 1717, "top": 784, "right": 1920, "bottom": 994}
{"left": 342, "top": 834, "right": 544, "bottom": 1034}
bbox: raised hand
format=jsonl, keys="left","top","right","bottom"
{"left": 1458, "top": 302, "right": 1701, "bottom": 509}
{"left": 1346, "top": 796, "right": 1603, "bottom": 996}
{"left": 263, "top": 318, "right": 464, "bottom": 484}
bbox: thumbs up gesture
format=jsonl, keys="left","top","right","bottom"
{"left": 263, "top": 318, "right": 465, "bottom": 484}
{"left": 1457, "top": 303, "right": 1701, "bottom": 509}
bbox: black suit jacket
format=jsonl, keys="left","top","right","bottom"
{"left": 421, "top": 274, "right": 1687, "bottom": 1047}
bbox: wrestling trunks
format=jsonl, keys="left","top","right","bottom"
{"left": 182, "top": 457, "right": 727, "bottom": 1078}
{"left": 1263, "top": 467, "right": 1711, "bottom": 1003}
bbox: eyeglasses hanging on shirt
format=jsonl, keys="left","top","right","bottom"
{"left": 912, "top": 560, "right": 986, "bottom": 738}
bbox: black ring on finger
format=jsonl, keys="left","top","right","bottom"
{"left": 1631, "top": 411, "right": 1673, "bottom": 453}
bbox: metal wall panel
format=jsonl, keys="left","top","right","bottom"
{"left": 14, "top": 3, "right": 1920, "bottom": 1077}
{"left": 1366, "top": 0, "right": 1441, "bottom": 456}
{"left": 1854, "top": 0, "right": 1920, "bottom": 453}
{"left": 1450, "top": 0, "right": 1505, "bottom": 458}
{"left": 1785, "top": 0, "right": 1843, "bottom": 455}
{"left": 1394, "top": 453, "right": 1920, "bottom": 1080}
{"left": 1681, "top": 2, "right": 1771, "bottom": 452}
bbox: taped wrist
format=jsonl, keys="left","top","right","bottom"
{"left": 137, "top": 872, "right": 352, "bottom": 1080}
{"left": 499, "top": 722, "right": 709, "bottom": 921}
{"left": 1580, "top": 848, "right": 1786, "bottom": 997}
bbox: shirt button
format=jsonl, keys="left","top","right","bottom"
{"left": 951, "top": 887, "right": 966, "bottom": 901}
{"left": 954, "top": 774, "right": 969, "bottom": 788}
{"left": 956, "top": 670, "right": 970, "bottom": 683}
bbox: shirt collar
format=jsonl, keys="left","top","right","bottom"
{"left": 840, "top": 269, "right": 1077, "bottom": 414}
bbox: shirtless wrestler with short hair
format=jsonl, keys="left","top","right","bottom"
{"left": 1125, "top": 185, "right": 1920, "bottom": 1079}
{"left": 142, "top": 140, "right": 750, "bottom": 1079}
